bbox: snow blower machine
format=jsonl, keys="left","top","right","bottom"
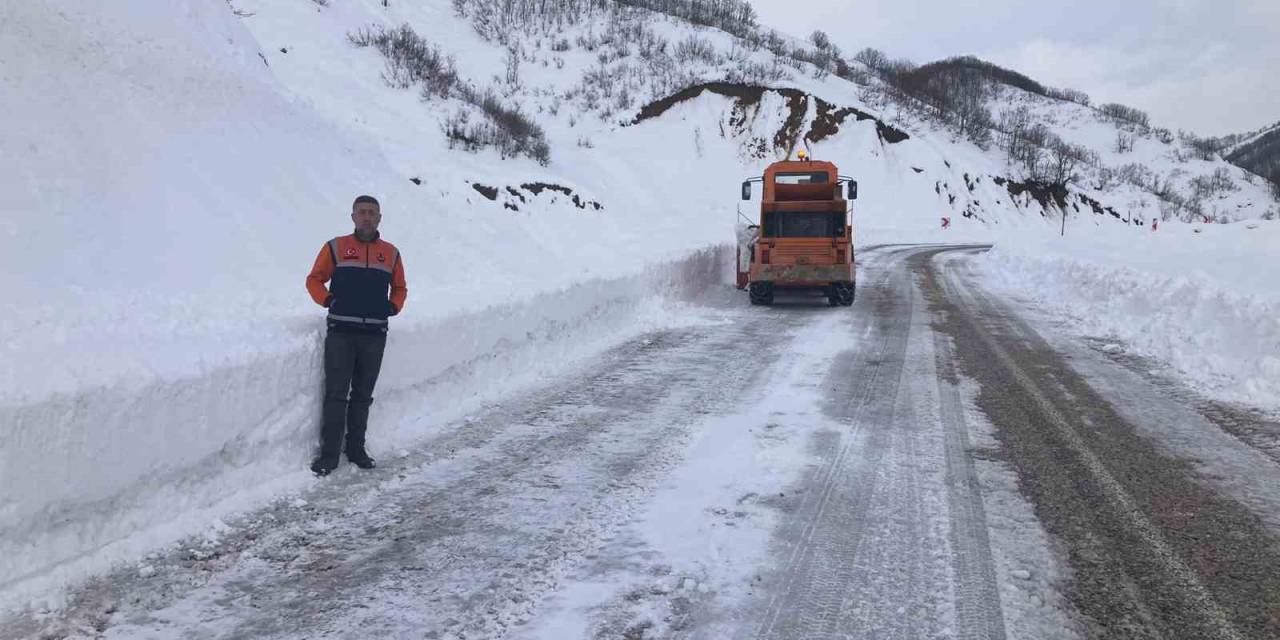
{"left": 736, "top": 150, "right": 858, "bottom": 306}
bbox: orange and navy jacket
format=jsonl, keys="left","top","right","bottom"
{"left": 306, "top": 232, "right": 407, "bottom": 332}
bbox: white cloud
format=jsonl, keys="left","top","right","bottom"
{"left": 986, "top": 36, "right": 1279, "bottom": 135}
{"left": 748, "top": 0, "right": 1280, "bottom": 135}
{"left": 1243, "top": 0, "right": 1280, "bottom": 28}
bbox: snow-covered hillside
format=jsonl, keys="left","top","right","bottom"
{"left": 1224, "top": 122, "right": 1280, "bottom": 193}
{"left": 1, "top": 0, "right": 1277, "bottom": 615}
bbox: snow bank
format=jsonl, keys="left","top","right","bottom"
{"left": 977, "top": 220, "right": 1280, "bottom": 411}
{"left": 0, "top": 247, "right": 730, "bottom": 612}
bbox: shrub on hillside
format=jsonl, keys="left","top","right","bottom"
{"left": 349, "top": 25, "right": 460, "bottom": 97}
{"left": 1182, "top": 133, "right": 1224, "bottom": 161}
{"left": 674, "top": 35, "right": 718, "bottom": 65}
{"left": 889, "top": 60, "right": 994, "bottom": 145}
{"left": 1194, "top": 167, "right": 1236, "bottom": 196}
{"left": 451, "top": 0, "right": 758, "bottom": 44}
{"left": 352, "top": 24, "right": 550, "bottom": 164}
{"left": 1047, "top": 87, "right": 1091, "bottom": 106}
{"left": 616, "top": 0, "right": 758, "bottom": 39}
{"left": 786, "top": 44, "right": 837, "bottom": 79}
{"left": 443, "top": 96, "right": 551, "bottom": 165}
{"left": 451, "top": 87, "right": 551, "bottom": 164}
{"left": 895, "top": 56, "right": 1050, "bottom": 99}
{"left": 1098, "top": 102, "right": 1150, "bottom": 128}
{"left": 725, "top": 59, "right": 787, "bottom": 85}
{"left": 853, "top": 47, "right": 888, "bottom": 73}
{"left": 809, "top": 30, "right": 832, "bottom": 51}
{"left": 1092, "top": 166, "right": 1118, "bottom": 190}
{"left": 998, "top": 106, "right": 1094, "bottom": 185}
{"left": 452, "top": 0, "right": 605, "bottom": 40}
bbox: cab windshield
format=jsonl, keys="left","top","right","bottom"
{"left": 762, "top": 211, "right": 845, "bottom": 238}
{"left": 773, "top": 172, "right": 830, "bottom": 185}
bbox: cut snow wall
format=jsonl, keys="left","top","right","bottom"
{"left": 977, "top": 238, "right": 1280, "bottom": 411}
{"left": 0, "top": 246, "right": 732, "bottom": 609}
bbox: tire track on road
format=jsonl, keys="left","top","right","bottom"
{"left": 928, "top": 252, "right": 1280, "bottom": 640}
{"left": 931, "top": 307, "right": 1007, "bottom": 640}
{"left": 751, "top": 246, "right": 1006, "bottom": 640}
{"left": 750, "top": 249, "right": 909, "bottom": 639}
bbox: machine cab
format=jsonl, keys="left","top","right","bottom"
{"left": 736, "top": 152, "right": 859, "bottom": 306}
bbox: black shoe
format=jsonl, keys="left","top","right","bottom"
{"left": 347, "top": 454, "right": 376, "bottom": 470}
{"left": 311, "top": 458, "right": 337, "bottom": 476}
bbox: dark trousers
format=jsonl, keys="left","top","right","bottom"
{"left": 319, "top": 330, "right": 387, "bottom": 462}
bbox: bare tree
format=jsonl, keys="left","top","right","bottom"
{"left": 1058, "top": 87, "right": 1091, "bottom": 106}
{"left": 504, "top": 44, "right": 521, "bottom": 86}
{"left": 1209, "top": 167, "right": 1235, "bottom": 192}
{"left": 1185, "top": 135, "right": 1221, "bottom": 161}
{"left": 952, "top": 74, "right": 992, "bottom": 145}
{"left": 998, "top": 106, "right": 1032, "bottom": 160}
{"left": 1115, "top": 131, "right": 1134, "bottom": 153}
{"left": 1093, "top": 165, "right": 1118, "bottom": 190}
{"left": 614, "top": 0, "right": 759, "bottom": 39}
{"left": 809, "top": 30, "right": 831, "bottom": 51}
{"left": 1045, "top": 140, "right": 1093, "bottom": 185}
{"left": 1098, "top": 102, "right": 1150, "bottom": 128}
{"left": 854, "top": 47, "right": 888, "bottom": 73}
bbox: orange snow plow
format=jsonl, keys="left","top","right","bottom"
{"left": 737, "top": 151, "right": 858, "bottom": 306}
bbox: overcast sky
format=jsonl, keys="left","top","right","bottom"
{"left": 748, "top": 0, "right": 1280, "bottom": 137}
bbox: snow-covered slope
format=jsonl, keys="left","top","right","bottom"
{"left": 981, "top": 84, "right": 1275, "bottom": 223}
{"left": 1224, "top": 122, "right": 1280, "bottom": 190}
{"left": 1, "top": 0, "right": 1276, "bottom": 614}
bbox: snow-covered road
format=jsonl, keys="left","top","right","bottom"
{"left": 926, "top": 249, "right": 1280, "bottom": 640}
{"left": 11, "top": 246, "right": 1280, "bottom": 640}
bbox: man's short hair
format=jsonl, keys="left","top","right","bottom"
{"left": 352, "top": 195, "right": 380, "bottom": 211}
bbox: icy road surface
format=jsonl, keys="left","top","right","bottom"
{"left": 11, "top": 246, "right": 1280, "bottom": 639}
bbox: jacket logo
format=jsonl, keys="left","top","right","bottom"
{"left": 343, "top": 247, "right": 359, "bottom": 259}
{"left": 377, "top": 253, "right": 386, "bottom": 263}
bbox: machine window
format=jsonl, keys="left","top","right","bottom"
{"left": 762, "top": 211, "right": 845, "bottom": 238}
{"left": 774, "top": 172, "right": 830, "bottom": 185}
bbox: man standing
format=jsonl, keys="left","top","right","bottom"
{"left": 305, "top": 195, "right": 407, "bottom": 476}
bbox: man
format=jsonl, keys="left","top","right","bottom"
{"left": 305, "top": 195, "right": 407, "bottom": 476}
